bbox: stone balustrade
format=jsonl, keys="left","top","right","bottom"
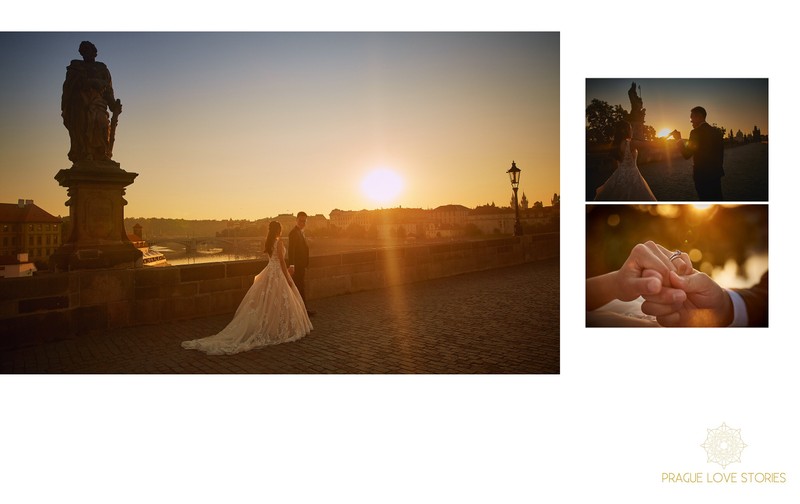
{"left": 0, "top": 233, "right": 557, "bottom": 349}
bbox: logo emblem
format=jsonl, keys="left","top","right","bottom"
{"left": 701, "top": 422, "right": 747, "bottom": 469}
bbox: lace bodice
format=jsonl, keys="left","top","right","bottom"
{"left": 621, "top": 139, "right": 637, "bottom": 167}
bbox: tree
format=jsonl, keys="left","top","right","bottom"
{"left": 345, "top": 223, "right": 366, "bottom": 239}
{"left": 464, "top": 223, "right": 482, "bottom": 237}
{"left": 586, "top": 98, "right": 626, "bottom": 143}
{"left": 643, "top": 125, "right": 657, "bottom": 141}
{"left": 366, "top": 224, "right": 378, "bottom": 240}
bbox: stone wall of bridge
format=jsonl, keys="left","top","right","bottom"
{"left": 0, "top": 233, "right": 557, "bottom": 349}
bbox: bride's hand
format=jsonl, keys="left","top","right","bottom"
{"left": 586, "top": 241, "right": 692, "bottom": 312}
{"left": 613, "top": 241, "right": 691, "bottom": 301}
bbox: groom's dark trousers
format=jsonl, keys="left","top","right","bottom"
{"left": 679, "top": 122, "right": 724, "bottom": 201}
{"left": 288, "top": 225, "right": 309, "bottom": 303}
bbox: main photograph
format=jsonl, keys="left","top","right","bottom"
{"left": 0, "top": 32, "right": 560, "bottom": 374}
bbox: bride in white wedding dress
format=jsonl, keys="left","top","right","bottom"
{"left": 594, "top": 121, "right": 657, "bottom": 201}
{"left": 181, "top": 221, "right": 313, "bottom": 355}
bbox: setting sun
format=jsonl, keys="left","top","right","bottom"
{"left": 360, "top": 168, "right": 405, "bottom": 204}
{"left": 657, "top": 128, "right": 673, "bottom": 138}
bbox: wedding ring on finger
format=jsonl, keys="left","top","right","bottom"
{"left": 668, "top": 250, "right": 683, "bottom": 262}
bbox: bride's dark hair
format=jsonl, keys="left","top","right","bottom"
{"left": 264, "top": 221, "right": 282, "bottom": 256}
{"left": 611, "top": 120, "right": 633, "bottom": 162}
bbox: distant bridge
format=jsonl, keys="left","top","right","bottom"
{"left": 148, "top": 236, "right": 264, "bottom": 254}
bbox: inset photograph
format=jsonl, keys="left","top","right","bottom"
{"left": 586, "top": 204, "right": 767, "bottom": 327}
{"left": 586, "top": 79, "right": 768, "bottom": 202}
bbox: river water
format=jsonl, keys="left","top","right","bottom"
{"left": 148, "top": 245, "right": 260, "bottom": 266}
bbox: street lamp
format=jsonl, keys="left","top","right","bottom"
{"left": 506, "top": 161, "right": 523, "bottom": 236}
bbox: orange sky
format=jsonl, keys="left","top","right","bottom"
{"left": 586, "top": 79, "right": 768, "bottom": 138}
{"left": 0, "top": 32, "right": 560, "bottom": 220}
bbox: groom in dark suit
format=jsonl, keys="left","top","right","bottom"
{"left": 287, "top": 211, "right": 313, "bottom": 315}
{"left": 673, "top": 106, "right": 725, "bottom": 201}
{"left": 643, "top": 269, "right": 768, "bottom": 327}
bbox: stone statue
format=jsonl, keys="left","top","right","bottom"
{"left": 61, "top": 41, "right": 122, "bottom": 164}
{"left": 54, "top": 41, "right": 141, "bottom": 270}
{"left": 627, "top": 81, "right": 646, "bottom": 141}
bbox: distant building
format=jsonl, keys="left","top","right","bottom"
{"left": 127, "top": 223, "right": 167, "bottom": 266}
{"left": 328, "top": 202, "right": 558, "bottom": 239}
{"left": 467, "top": 202, "right": 559, "bottom": 235}
{"left": 329, "top": 209, "right": 371, "bottom": 230}
{"left": 469, "top": 205, "right": 517, "bottom": 235}
{"left": 330, "top": 207, "right": 435, "bottom": 238}
{"left": 428, "top": 205, "right": 470, "bottom": 238}
{"left": 521, "top": 203, "right": 559, "bottom": 227}
{"left": 432, "top": 204, "right": 470, "bottom": 226}
{"left": 0, "top": 199, "right": 62, "bottom": 264}
{"left": 306, "top": 213, "right": 329, "bottom": 231}
{"left": 0, "top": 252, "right": 37, "bottom": 278}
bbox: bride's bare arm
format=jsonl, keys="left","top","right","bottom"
{"left": 277, "top": 240, "right": 295, "bottom": 286}
{"left": 586, "top": 242, "right": 692, "bottom": 311}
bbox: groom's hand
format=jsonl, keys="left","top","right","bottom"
{"left": 640, "top": 269, "right": 687, "bottom": 306}
{"left": 670, "top": 129, "right": 681, "bottom": 141}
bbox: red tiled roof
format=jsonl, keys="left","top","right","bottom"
{"left": 0, "top": 203, "right": 62, "bottom": 224}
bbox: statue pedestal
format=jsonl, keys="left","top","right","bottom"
{"left": 51, "top": 163, "right": 142, "bottom": 271}
{"left": 631, "top": 120, "right": 645, "bottom": 142}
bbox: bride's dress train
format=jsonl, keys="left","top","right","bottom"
{"left": 594, "top": 139, "right": 657, "bottom": 201}
{"left": 181, "top": 246, "right": 312, "bottom": 355}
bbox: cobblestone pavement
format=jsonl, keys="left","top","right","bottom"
{"left": 1, "top": 259, "right": 559, "bottom": 374}
{"left": 641, "top": 142, "right": 768, "bottom": 201}
{"left": 588, "top": 142, "right": 768, "bottom": 201}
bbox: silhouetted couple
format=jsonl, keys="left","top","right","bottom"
{"left": 182, "top": 213, "right": 314, "bottom": 355}
{"left": 595, "top": 106, "right": 724, "bottom": 202}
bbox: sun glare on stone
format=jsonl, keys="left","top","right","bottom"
{"left": 361, "top": 168, "right": 404, "bottom": 204}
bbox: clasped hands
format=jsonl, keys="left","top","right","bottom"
{"left": 587, "top": 241, "right": 734, "bottom": 327}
